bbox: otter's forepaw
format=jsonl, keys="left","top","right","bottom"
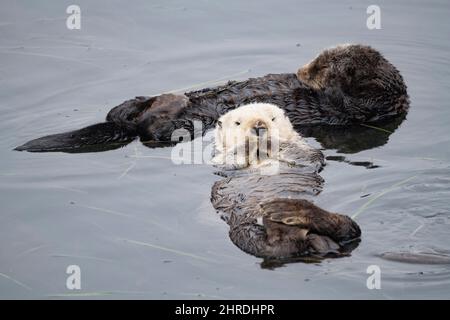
{"left": 137, "top": 93, "right": 191, "bottom": 141}
{"left": 211, "top": 152, "right": 248, "bottom": 170}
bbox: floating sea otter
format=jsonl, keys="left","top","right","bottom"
{"left": 211, "top": 103, "right": 361, "bottom": 261}
{"left": 15, "top": 44, "right": 409, "bottom": 153}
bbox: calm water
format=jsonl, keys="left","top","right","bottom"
{"left": 1, "top": 0, "right": 450, "bottom": 299}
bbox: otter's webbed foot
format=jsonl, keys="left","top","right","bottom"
{"left": 260, "top": 198, "right": 361, "bottom": 256}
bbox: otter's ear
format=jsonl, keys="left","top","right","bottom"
{"left": 217, "top": 120, "right": 222, "bottom": 128}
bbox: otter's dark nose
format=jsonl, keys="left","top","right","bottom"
{"left": 251, "top": 120, "right": 267, "bottom": 136}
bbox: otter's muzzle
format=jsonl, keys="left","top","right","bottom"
{"left": 251, "top": 120, "right": 267, "bottom": 137}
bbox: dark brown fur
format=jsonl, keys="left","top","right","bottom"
{"left": 211, "top": 150, "right": 361, "bottom": 260}
{"left": 15, "top": 44, "right": 409, "bottom": 152}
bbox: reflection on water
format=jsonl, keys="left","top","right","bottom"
{"left": 260, "top": 238, "right": 362, "bottom": 270}
{"left": 34, "top": 114, "right": 408, "bottom": 155}
{"left": 297, "top": 115, "right": 406, "bottom": 154}
{"left": 23, "top": 113, "right": 407, "bottom": 156}
{"left": 1, "top": 0, "right": 450, "bottom": 299}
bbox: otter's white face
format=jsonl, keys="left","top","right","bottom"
{"left": 213, "top": 103, "right": 298, "bottom": 168}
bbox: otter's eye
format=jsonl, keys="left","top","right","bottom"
{"left": 235, "top": 121, "right": 241, "bottom": 126}
{"left": 272, "top": 117, "right": 276, "bottom": 121}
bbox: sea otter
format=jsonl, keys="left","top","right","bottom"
{"left": 15, "top": 44, "right": 409, "bottom": 153}
{"left": 210, "top": 103, "right": 361, "bottom": 260}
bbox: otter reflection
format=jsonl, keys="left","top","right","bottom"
{"left": 296, "top": 114, "right": 406, "bottom": 154}
{"left": 60, "top": 115, "right": 406, "bottom": 159}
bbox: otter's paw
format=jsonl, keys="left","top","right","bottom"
{"left": 137, "top": 93, "right": 191, "bottom": 142}
{"left": 260, "top": 198, "right": 361, "bottom": 244}
{"left": 212, "top": 149, "right": 249, "bottom": 170}
{"left": 306, "top": 234, "right": 340, "bottom": 254}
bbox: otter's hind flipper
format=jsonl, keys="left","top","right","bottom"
{"left": 14, "top": 94, "right": 191, "bottom": 153}
{"left": 14, "top": 96, "right": 158, "bottom": 153}
{"left": 14, "top": 122, "right": 136, "bottom": 153}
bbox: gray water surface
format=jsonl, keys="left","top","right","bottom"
{"left": 1, "top": 0, "right": 450, "bottom": 299}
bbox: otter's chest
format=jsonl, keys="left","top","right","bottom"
{"left": 211, "top": 168, "right": 323, "bottom": 220}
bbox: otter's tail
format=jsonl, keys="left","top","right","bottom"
{"left": 14, "top": 122, "right": 137, "bottom": 153}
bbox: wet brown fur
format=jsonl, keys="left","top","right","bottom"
{"left": 210, "top": 142, "right": 361, "bottom": 260}
{"left": 16, "top": 44, "right": 409, "bottom": 152}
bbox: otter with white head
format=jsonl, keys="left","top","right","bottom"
{"left": 210, "top": 103, "right": 361, "bottom": 261}
{"left": 212, "top": 103, "right": 322, "bottom": 172}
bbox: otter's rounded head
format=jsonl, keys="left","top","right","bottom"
{"left": 215, "top": 103, "right": 295, "bottom": 146}
{"left": 213, "top": 103, "right": 297, "bottom": 168}
{"left": 297, "top": 44, "right": 404, "bottom": 97}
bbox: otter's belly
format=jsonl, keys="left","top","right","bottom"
{"left": 211, "top": 167, "right": 324, "bottom": 220}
